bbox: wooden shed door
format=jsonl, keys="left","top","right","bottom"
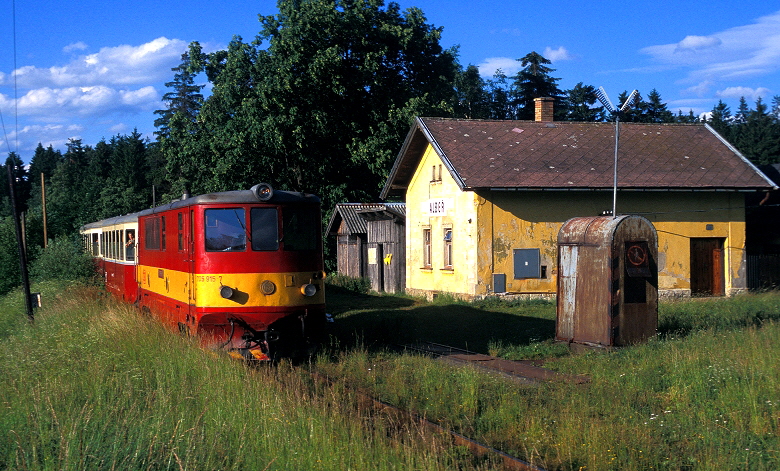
{"left": 690, "top": 238, "right": 725, "bottom": 296}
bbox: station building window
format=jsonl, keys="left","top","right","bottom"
{"left": 443, "top": 228, "right": 453, "bottom": 269}
{"left": 422, "top": 228, "right": 432, "bottom": 268}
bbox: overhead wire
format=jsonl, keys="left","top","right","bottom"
{"left": 13, "top": 0, "right": 18, "bottom": 155}
{"left": 1, "top": 0, "right": 19, "bottom": 155}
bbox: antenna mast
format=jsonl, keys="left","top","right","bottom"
{"left": 595, "top": 87, "right": 638, "bottom": 218}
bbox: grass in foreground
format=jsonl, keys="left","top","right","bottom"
{"left": 319, "top": 289, "right": 780, "bottom": 470}
{"left": 0, "top": 282, "right": 476, "bottom": 470}
{"left": 4, "top": 282, "right": 779, "bottom": 470}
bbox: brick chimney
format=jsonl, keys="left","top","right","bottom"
{"left": 534, "top": 97, "right": 554, "bottom": 122}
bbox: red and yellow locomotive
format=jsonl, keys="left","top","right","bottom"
{"left": 81, "top": 184, "right": 327, "bottom": 361}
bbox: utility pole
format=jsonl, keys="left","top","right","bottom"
{"left": 7, "top": 163, "right": 34, "bottom": 321}
{"left": 41, "top": 172, "right": 48, "bottom": 248}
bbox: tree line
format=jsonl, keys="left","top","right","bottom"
{"left": 2, "top": 0, "right": 780, "bottom": 292}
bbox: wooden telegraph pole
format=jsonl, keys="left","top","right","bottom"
{"left": 7, "top": 163, "right": 34, "bottom": 321}
{"left": 41, "top": 172, "right": 47, "bottom": 248}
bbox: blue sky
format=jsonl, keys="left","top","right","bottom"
{"left": 1, "top": 0, "right": 779, "bottom": 162}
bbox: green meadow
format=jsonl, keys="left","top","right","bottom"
{"left": 1, "top": 281, "right": 779, "bottom": 470}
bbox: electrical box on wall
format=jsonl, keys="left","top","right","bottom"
{"left": 492, "top": 273, "right": 507, "bottom": 293}
{"left": 513, "top": 248, "right": 541, "bottom": 278}
{"left": 556, "top": 215, "right": 658, "bottom": 347}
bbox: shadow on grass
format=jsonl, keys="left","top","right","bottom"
{"left": 325, "top": 287, "right": 556, "bottom": 354}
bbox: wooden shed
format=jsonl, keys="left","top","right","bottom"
{"left": 327, "top": 203, "right": 406, "bottom": 293}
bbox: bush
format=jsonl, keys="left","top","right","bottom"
{"left": 0, "top": 217, "right": 21, "bottom": 295}
{"left": 325, "top": 273, "right": 372, "bottom": 294}
{"left": 30, "top": 235, "right": 97, "bottom": 283}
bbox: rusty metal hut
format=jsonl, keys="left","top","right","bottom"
{"left": 557, "top": 215, "right": 658, "bottom": 347}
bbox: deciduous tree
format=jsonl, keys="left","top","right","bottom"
{"left": 163, "top": 0, "right": 458, "bottom": 210}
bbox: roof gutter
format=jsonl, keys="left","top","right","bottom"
{"left": 479, "top": 187, "right": 769, "bottom": 193}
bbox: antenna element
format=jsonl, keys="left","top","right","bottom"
{"left": 595, "top": 88, "right": 638, "bottom": 219}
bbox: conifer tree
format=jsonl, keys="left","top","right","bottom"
{"left": 154, "top": 52, "right": 205, "bottom": 140}
{"left": 510, "top": 51, "right": 563, "bottom": 120}
{"left": 562, "top": 82, "right": 603, "bottom": 121}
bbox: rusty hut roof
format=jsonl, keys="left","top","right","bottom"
{"left": 326, "top": 202, "right": 406, "bottom": 236}
{"left": 380, "top": 117, "right": 776, "bottom": 199}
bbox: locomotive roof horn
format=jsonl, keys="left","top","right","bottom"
{"left": 251, "top": 183, "right": 274, "bottom": 201}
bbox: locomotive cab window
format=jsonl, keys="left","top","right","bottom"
{"left": 282, "top": 207, "right": 318, "bottom": 251}
{"left": 205, "top": 209, "right": 247, "bottom": 252}
{"left": 251, "top": 208, "right": 279, "bottom": 251}
{"left": 145, "top": 218, "right": 161, "bottom": 250}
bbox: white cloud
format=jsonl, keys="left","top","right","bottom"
{"left": 1, "top": 123, "right": 85, "bottom": 153}
{"left": 110, "top": 123, "right": 128, "bottom": 133}
{"left": 63, "top": 42, "right": 89, "bottom": 54}
{"left": 681, "top": 81, "right": 714, "bottom": 97}
{"left": 3, "top": 37, "right": 187, "bottom": 89}
{"left": 543, "top": 46, "right": 573, "bottom": 62}
{"left": 716, "top": 86, "right": 772, "bottom": 101}
{"left": 674, "top": 35, "right": 722, "bottom": 53}
{"left": 640, "top": 10, "right": 780, "bottom": 81}
{"left": 14, "top": 85, "right": 160, "bottom": 119}
{"left": 119, "top": 86, "right": 158, "bottom": 106}
{"left": 477, "top": 57, "right": 520, "bottom": 77}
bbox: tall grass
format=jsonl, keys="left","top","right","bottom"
{"left": 319, "top": 291, "right": 780, "bottom": 470}
{"left": 4, "top": 283, "right": 780, "bottom": 470}
{"left": 0, "top": 283, "right": 472, "bottom": 470}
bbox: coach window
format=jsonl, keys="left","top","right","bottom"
{"left": 282, "top": 207, "right": 318, "bottom": 251}
{"left": 111, "top": 231, "right": 117, "bottom": 260}
{"left": 205, "top": 209, "right": 247, "bottom": 252}
{"left": 125, "top": 229, "right": 136, "bottom": 261}
{"left": 251, "top": 208, "right": 279, "bottom": 251}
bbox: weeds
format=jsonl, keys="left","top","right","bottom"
{"left": 320, "top": 290, "right": 780, "bottom": 470}
{"left": 0, "top": 283, "right": 464, "bottom": 470}
{"left": 4, "top": 284, "right": 780, "bottom": 470}
{"left": 325, "top": 274, "right": 372, "bottom": 294}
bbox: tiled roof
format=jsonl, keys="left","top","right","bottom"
{"left": 381, "top": 118, "right": 776, "bottom": 198}
{"left": 326, "top": 202, "right": 406, "bottom": 235}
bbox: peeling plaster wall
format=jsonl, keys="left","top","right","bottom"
{"left": 405, "top": 144, "right": 748, "bottom": 298}
{"left": 406, "top": 145, "right": 480, "bottom": 297}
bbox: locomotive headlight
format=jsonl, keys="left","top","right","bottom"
{"left": 251, "top": 183, "right": 274, "bottom": 201}
{"left": 220, "top": 285, "right": 234, "bottom": 299}
{"left": 260, "top": 280, "right": 277, "bottom": 295}
{"left": 300, "top": 283, "right": 317, "bottom": 297}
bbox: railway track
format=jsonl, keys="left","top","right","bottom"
{"left": 301, "top": 342, "right": 588, "bottom": 469}
{"left": 310, "top": 371, "right": 546, "bottom": 471}
{"left": 400, "top": 341, "right": 590, "bottom": 385}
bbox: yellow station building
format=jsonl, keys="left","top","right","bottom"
{"left": 380, "top": 99, "right": 776, "bottom": 300}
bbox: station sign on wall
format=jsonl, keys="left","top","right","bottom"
{"left": 422, "top": 198, "right": 453, "bottom": 217}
